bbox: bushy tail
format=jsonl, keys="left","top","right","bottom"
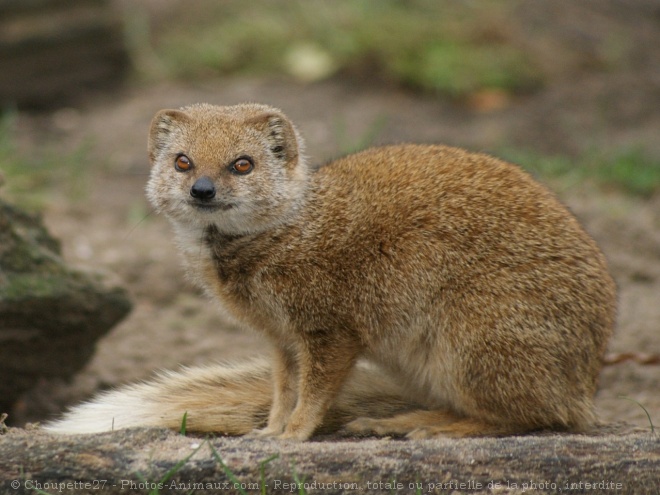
{"left": 44, "top": 358, "right": 418, "bottom": 435}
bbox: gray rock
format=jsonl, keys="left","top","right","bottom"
{"left": 0, "top": 426, "right": 657, "bottom": 494}
{"left": 0, "top": 198, "right": 132, "bottom": 417}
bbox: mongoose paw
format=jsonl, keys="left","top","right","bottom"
{"left": 345, "top": 417, "right": 393, "bottom": 436}
{"left": 275, "top": 430, "right": 308, "bottom": 442}
{"left": 405, "top": 420, "right": 496, "bottom": 439}
{"left": 406, "top": 426, "right": 447, "bottom": 440}
{"left": 347, "top": 415, "right": 473, "bottom": 438}
{"left": 245, "top": 426, "right": 309, "bottom": 441}
{"left": 245, "top": 426, "right": 283, "bottom": 439}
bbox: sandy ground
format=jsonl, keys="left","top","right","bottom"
{"left": 7, "top": 73, "right": 659, "bottom": 433}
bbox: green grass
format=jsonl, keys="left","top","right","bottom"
{"left": 260, "top": 454, "right": 280, "bottom": 495}
{"left": 388, "top": 39, "right": 537, "bottom": 97}
{"left": 334, "top": 114, "right": 388, "bottom": 155}
{"left": 590, "top": 148, "right": 660, "bottom": 197}
{"left": 130, "top": 0, "right": 540, "bottom": 98}
{"left": 0, "top": 112, "right": 93, "bottom": 210}
{"left": 132, "top": 440, "right": 285, "bottom": 495}
{"left": 179, "top": 411, "right": 188, "bottom": 436}
{"left": 136, "top": 440, "right": 206, "bottom": 495}
{"left": 502, "top": 147, "right": 660, "bottom": 197}
{"left": 290, "top": 462, "right": 307, "bottom": 495}
{"left": 209, "top": 443, "right": 251, "bottom": 495}
{"left": 619, "top": 396, "right": 656, "bottom": 434}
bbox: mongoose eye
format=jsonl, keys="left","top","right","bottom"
{"left": 175, "top": 154, "right": 192, "bottom": 172}
{"left": 230, "top": 157, "right": 254, "bottom": 175}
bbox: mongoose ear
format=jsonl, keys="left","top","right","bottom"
{"left": 148, "top": 109, "right": 190, "bottom": 164}
{"left": 246, "top": 112, "right": 300, "bottom": 167}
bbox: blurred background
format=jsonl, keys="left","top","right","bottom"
{"left": 0, "top": 0, "right": 658, "bottom": 430}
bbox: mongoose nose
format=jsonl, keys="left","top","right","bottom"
{"left": 190, "top": 176, "right": 216, "bottom": 200}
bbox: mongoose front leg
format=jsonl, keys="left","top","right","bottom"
{"left": 278, "top": 335, "right": 360, "bottom": 441}
{"left": 249, "top": 345, "right": 299, "bottom": 437}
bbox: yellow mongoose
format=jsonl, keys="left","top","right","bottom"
{"left": 46, "top": 103, "right": 616, "bottom": 439}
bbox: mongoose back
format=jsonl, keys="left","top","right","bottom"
{"left": 46, "top": 103, "right": 616, "bottom": 440}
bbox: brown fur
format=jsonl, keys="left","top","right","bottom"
{"left": 48, "top": 103, "right": 616, "bottom": 439}
{"left": 44, "top": 359, "right": 420, "bottom": 435}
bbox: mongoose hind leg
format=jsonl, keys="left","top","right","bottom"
{"left": 346, "top": 410, "right": 520, "bottom": 439}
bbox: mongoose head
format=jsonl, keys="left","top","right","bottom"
{"left": 146, "top": 103, "right": 308, "bottom": 235}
